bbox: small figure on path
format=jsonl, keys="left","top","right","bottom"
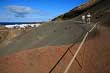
{"left": 86, "top": 12, "right": 91, "bottom": 24}
{"left": 82, "top": 15, "right": 86, "bottom": 24}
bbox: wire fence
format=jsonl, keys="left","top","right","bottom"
{"left": 49, "top": 22, "right": 99, "bottom": 73}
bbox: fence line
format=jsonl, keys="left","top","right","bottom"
{"left": 49, "top": 32, "right": 84, "bottom": 73}
{"left": 49, "top": 23, "right": 86, "bottom": 73}
{"left": 63, "top": 22, "right": 98, "bottom": 73}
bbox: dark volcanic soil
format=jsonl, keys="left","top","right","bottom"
{"left": 0, "top": 26, "right": 110, "bottom": 73}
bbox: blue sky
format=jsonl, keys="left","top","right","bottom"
{"left": 0, "top": 0, "right": 88, "bottom": 22}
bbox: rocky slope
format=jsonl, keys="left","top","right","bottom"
{"left": 52, "top": 0, "right": 103, "bottom": 21}
{"left": 0, "top": 26, "right": 110, "bottom": 73}
{"left": 0, "top": 20, "right": 89, "bottom": 56}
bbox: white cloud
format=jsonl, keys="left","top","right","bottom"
{"left": 6, "top": 5, "right": 34, "bottom": 17}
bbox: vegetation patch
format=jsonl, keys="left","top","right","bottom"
{"left": 0, "top": 27, "right": 9, "bottom": 43}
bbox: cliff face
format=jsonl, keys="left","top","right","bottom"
{"left": 52, "top": 0, "right": 103, "bottom": 21}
